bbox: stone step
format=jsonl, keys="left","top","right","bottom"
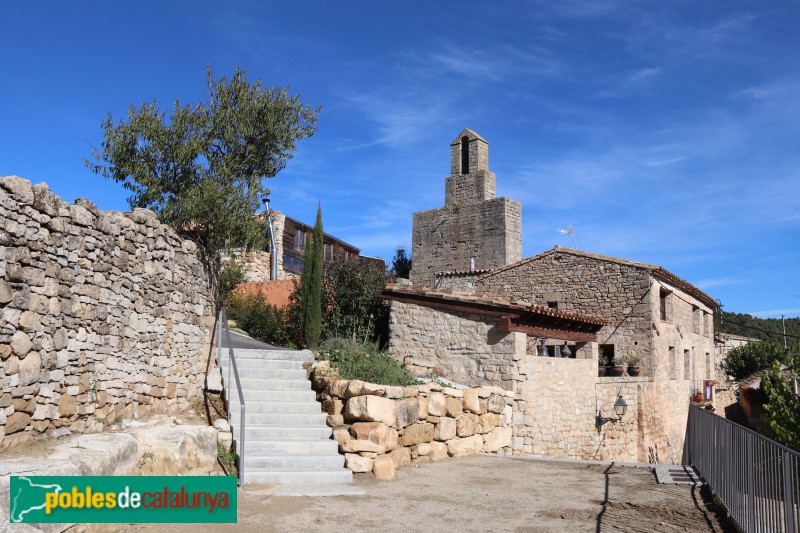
{"left": 234, "top": 389, "right": 318, "bottom": 402}
{"left": 222, "top": 367, "right": 307, "bottom": 380}
{"left": 224, "top": 348, "right": 314, "bottom": 362}
{"left": 234, "top": 425, "right": 333, "bottom": 441}
{"left": 239, "top": 439, "right": 340, "bottom": 455}
{"left": 243, "top": 469, "right": 353, "bottom": 486}
{"left": 237, "top": 378, "right": 312, "bottom": 391}
{"left": 241, "top": 454, "right": 345, "bottom": 470}
{"left": 219, "top": 357, "right": 305, "bottom": 370}
{"left": 226, "top": 400, "right": 323, "bottom": 414}
{"left": 230, "top": 412, "right": 327, "bottom": 426}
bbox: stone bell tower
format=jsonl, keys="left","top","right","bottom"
{"left": 410, "top": 129, "right": 522, "bottom": 287}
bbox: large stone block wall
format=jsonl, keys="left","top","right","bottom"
{"left": 223, "top": 249, "right": 272, "bottom": 282}
{"left": 386, "top": 301, "right": 526, "bottom": 388}
{"left": 311, "top": 366, "right": 513, "bottom": 480}
{"left": 0, "top": 177, "right": 214, "bottom": 450}
{"left": 410, "top": 198, "right": 522, "bottom": 287}
{"left": 477, "top": 253, "right": 654, "bottom": 371}
{"left": 514, "top": 358, "right": 644, "bottom": 461}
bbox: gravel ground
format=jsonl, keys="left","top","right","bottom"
{"left": 110, "top": 456, "right": 735, "bottom": 533}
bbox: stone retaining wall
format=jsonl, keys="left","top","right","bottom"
{"left": 0, "top": 177, "right": 214, "bottom": 450}
{"left": 312, "top": 364, "right": 513, "bottom": 480}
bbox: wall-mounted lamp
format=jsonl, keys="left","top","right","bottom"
{"left": 562, "top": 342, "right": 572, "bottom": 358}
{"left": 613, "top": 394, "right": 628, "bottom": 419}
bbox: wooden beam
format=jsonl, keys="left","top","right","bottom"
{"left": 499, "top": 316, "right": 597, "bottom": 342}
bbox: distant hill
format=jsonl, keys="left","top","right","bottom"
{"left": 718, "top": 310, "right": 800, "bottom": 344}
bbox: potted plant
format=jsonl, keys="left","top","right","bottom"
{"left": 610, "top": 358, "right": 625, "bottom": 377}
{"left": 625, "top": 355, "right": 641, "bottom": 377}
{"left": 692, "top": 389, "right": 705, "bottom": 403}
{"left": 598, "top": 355, "right": 608, "bottom": 377}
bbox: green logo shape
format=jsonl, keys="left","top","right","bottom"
{"left": 9, "top": 476, "right": 237, "bottom": 523}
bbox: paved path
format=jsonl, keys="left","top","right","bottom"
{"left": 122, "top": 456, "right": 734, "bottom": 533}
{"left": 221, "top": 328, "right": 282, "bottom": 350}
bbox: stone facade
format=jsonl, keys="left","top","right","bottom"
{"left": 0, "top": 176, "right": 214, "bottom": 450}
{"left": 311, "top": 364, "right": 513, "bottom": 480}
{"left": 410, "top": 129, "right": 521, "bottom": 287}
{"left": 387, "top": 301, "right": 526, "bottom": 388}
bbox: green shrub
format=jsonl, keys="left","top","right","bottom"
{"left": 318, "top": 349, "right": 418, "bottom": 386}
{"left": 229, "top": 294, "right": 290, "bottom": 347}
{"left": 320, "top": 337, "right": 373, "bottom": 356}
{"left": 720, "top": 340, "right": 787, "bottom": 381}
{"left": 219, "top": 261, "right": 245, "bottom": 303}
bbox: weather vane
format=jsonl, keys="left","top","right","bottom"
{"left": 557, "top": 225, "right": 577, "bottom": 249}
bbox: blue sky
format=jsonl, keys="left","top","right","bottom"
{"left": 2, "top": 1, "right": 799, "bottom": 318}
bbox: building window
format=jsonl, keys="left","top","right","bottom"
{"left": 283, "top": 254, "right": 304, "bottom": 274}
{"left": 461, "top": 136, "right": 469, "bottom": 175}
{"left": 703, "top": 311, "right": 710, "bottom": 337}
{"left": 600, "top": 344, "right": 616, "bottom": 365}
{"left": 659, "top": 289, "right": 670, "bottom": 321}
{"left": 692, "top": 306, "right": 700, "bottom": 334}
{"left": 705, "top": 352, "right": 711, "bottom": 380}
{"left": 546, "top": 301, "right": 558, "bottom": 309}
{"left": 324, "top": 243, "right": 333, "bottom": 262}
{"left": 684, "top": 349, "right": 690, "bottom": 380}
{"left": 669, "top": 346, "right": 676, "bottom": 380}
{"left": 294, "top": 229, "right": 306, "bottom": 252}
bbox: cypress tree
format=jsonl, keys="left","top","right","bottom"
{"left": 300, "top": 204, "right": 324, "bottom": 348}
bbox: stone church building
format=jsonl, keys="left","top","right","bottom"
{"left": 380, "top": 129, "right": 717, "bottom": 464}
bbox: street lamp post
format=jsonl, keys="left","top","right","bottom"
{"left": 262, "top": 195, "right": 278, "bottom": 281}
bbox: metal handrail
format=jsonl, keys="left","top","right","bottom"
{"left": 685, "top": 404, "right": 800, "bottom": 532}
{"left": 216, "top": 305, "right": 246, "bottom": 486}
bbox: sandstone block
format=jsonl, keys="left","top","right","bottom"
{"left": 442, "top": 387, "right": 463, "bottom": 398}
{"left": 429, "top": 441, "right": 448, "bottom": 461}
{"left": 400, "top": 422, "right": 435, "bottom": 446}
{"left": 350, "top": 422, "right": 398, "bottom": 453}
{"left": 417, "top": 442, "right": 431, "bottom": 456}
{"left": 417, "top": 396, "right": 428, "bottom": 419}
{"left": 19, "top": 311, "right": 41, "bottom": 331}
{"left": 487, "top": 393, "right": 506, "bottom": 414}
{"left": 345, "top": 453, "right": 373, "bottom": 473}
{"left": 327, "top": 415, "right": 344, "bottom": 427}
{"left": 388, "top": 446, "right": 412, "bottom": 468}
{"left": 344, "top": 395, "right": 396, "bottom": 426}
{"left": 332, "top": 427, "right": 351, "bottom": 446}
{"left": 372, "top": 455, "right": 396, "bottom": 480}
{"left": 483, "top": 426, "right": 513, "bottom": 452}
{"left": 456, "top": 413, "right": 480, "bottom": 437}
{"left": 5, "top": 412, "right": 31, "bottom": 434}
{"left": 478, "top": 413, "right": 504, "bottom": 433}
{"left": 447, "top": 435, "right": 484, "bottom": 457}
{"left": 341, "top": 439, "right": 384, "bottom": 454}
{"left": 434, "top": 417, "right": 457, "bottom": 441}
{"left": 58, "top": 394, "right": 78, "bottom": 417}
{"left": 322, "top": 397, "right": 344, "bottom": 415}
{"left": 394, "top": 398, "right": 420, "bottom": 429}
{"left": 402, "top": 387, "right": 419, "bottom": 398}
{"left": 445, "top": 397, "right": 463, "bottom": 417}
{"left": 427, "top": 392, "right": 446, "bottom": 416}
{"left": 463, "top": 389, "right": 484, "bottom": 414}
{"left": 12, "top": 397, "right": 36, "bottom": 415}
{"left": 385, "top": 386, "right": 404, "bottom": 399}
{"left": 3, "top": 356, "right": 19, "bottom": 376}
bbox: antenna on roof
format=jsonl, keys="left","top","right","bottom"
{"left": 557, "top": 225, "right": 577, "bottom": 249}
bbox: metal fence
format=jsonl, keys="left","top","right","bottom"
{"left": 216, "top": 306, "right": 246, "bottom": 486}
{"left": 685, "top": 405, "right": 800, "bottom": 532}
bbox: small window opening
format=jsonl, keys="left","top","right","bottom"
{"left": 461, "top": 136, "right": 469, "bottom": 175}
{"left": 547, "top": 301, "right": 558, "bottom": 309}
{"left": 659, "top": 289, "right": 669, "bottom": 321}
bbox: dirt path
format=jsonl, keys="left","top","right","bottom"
{"left": 110, "top": 456, "right": 735, "bottom": 533}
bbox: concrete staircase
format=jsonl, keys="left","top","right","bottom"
{"left": 219, "top": 348, "right": 352, "bottom": 486}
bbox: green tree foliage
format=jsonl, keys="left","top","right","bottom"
{"left": 323, "top": 259, "right": 389, "bottom": 344}
{"left": 85, "top": 65, "right": 320, "bottom": 296}
{"left": 389, "top": 246, "right": 412, "bottom": 279}
{"left": 219, "top": 262, "right": 245, "bottom": 303}
{"left": 761, "top": 354, "right": 800, "bottom": 451}
{"left": 299, "top": 205, "right": 324, "bottom": 348}
{"left": 228, "top": 294, "right": 290, "bottom": 347}
{"left": 720, "top": 340, "right": 788, "bottom": 381}
{"left": 718, "top": 310, "right": 800, "bottom": 344}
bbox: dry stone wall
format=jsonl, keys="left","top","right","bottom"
{"left": 311, "top": 363, "right": 513, "bottom": 480}
{"left": 386, "top": 300, "right": 526, "bottom": 388}
{"left": 0, "top": 176, "right": 214, "bottom": 450}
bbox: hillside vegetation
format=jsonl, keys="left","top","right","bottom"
{"left": 718, "top": 310, "right": 800, "bottom": 344}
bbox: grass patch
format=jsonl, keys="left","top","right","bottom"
{"left": 318, "top": 348, "right": 419, "bottom": 387}
{"left": 217, "top": 442, "right": 238, "bottom": 477}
